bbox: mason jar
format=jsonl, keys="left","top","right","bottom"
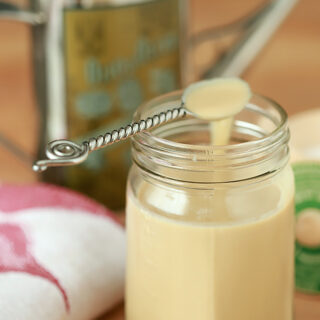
{"left": 126, "top": 91, "right": 295, "bottom": 320}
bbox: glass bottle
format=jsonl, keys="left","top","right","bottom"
{"left": 126, "top": 91, "right": 295, "bottom": 319}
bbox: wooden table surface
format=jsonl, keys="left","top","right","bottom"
{"left": 1, "top": 0, "right": 320, "bottom": 319}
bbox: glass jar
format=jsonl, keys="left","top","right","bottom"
{"left": 126, "top": 91, "right": 295, "bottom": 320}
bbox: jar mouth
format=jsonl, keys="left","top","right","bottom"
{"left": 132, "top": 90, "right": 289, "bottom": 183}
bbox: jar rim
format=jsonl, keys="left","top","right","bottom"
{"left": 131, "top": 90, "right": 289, "bottom": 183}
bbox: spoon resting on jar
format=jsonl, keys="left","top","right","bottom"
{"left": 33, "top": 77, "right": 251, "bottom": 172}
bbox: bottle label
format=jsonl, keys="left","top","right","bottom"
{"left": 293, "top": 162, "right": 320, "bottom": 294}
{"left": 63, "top": 0, "right": 181, "bottom": 209}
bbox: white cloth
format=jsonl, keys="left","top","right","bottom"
{"left": 0, "top": 184, "right": 126, "bottom": 320}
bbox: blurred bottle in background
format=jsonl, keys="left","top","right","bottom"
{"left": 45, "top": 0, "right": 183, "bottom": 210}
{"left": 289, "top": 109, "right": 320, "bottom": 319}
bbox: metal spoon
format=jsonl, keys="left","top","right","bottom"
{"left": 33, "top": 77, "right": 253, "bottom": 172}
{"left": 33, "top": 106, "right": 186, "bottom": 172}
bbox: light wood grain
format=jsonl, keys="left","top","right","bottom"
{"left": 98, "top": 303, "right": 124, "bottom": 320}
{"left": 0, "top": 0, "right": 320, "bottom": 319}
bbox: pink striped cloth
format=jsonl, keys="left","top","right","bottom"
{"left": 0, "top": 184, "right": 125, "bottom": 320}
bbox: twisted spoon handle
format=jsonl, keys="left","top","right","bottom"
{"left": 33, "top": 107, "right": 186, "bottom": 172}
